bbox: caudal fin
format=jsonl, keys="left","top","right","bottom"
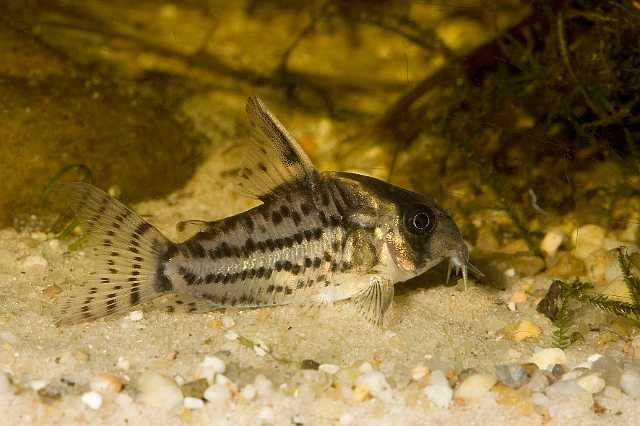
{"left": 57, "top": 182, "right": 175, "bottom": 325}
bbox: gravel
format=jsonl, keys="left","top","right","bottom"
{"left": 136, "top": 372, "right": 183, "bottom": 410}
{"left": 454, "top": 373, "right": 497, "bottom": 400}
{"left": 424, "top": 370, "right": 453, "bottom": 408}
{"left": 81, "top": 391, "right": 103, "bottom": 410}
{"left": 495, "top": 364, "right": 528, "bottom": 388}
{"left": 620, "top": 368, "right": 640, "bottom": 397}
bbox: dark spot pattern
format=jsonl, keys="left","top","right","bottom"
{"left": 179, "top": 266, "right": 199, "bottom": 286}
{"left": 272, "top": 211, "right": 283, "bottom": 225}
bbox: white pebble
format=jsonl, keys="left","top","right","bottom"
{"left": 588, "top": 353, "right": 603, "bottom": 364}
{"left": 225, "top": 331, "right": 239, "bottom": 341}
{"left": 574, "top": 353, "right": 603, "bottom": 370}
{"left": 577, "top": 373, "right": 605, "bottom": 394}
{"left": 21, "top": 255, "right": 48, "bottom": 269}
{"left": 526, "top": 370, "right": 549, "bottom": 392}
{"left": 254, "top": 375, "right": 273, "bottom": 396}
{"left": 358, "top": 362, "right": 373, "bottom": 373}
{"left": 204, "top": 384, "right": 231, "bottom": 404}
{"left": 81, "top": 391, "right": 103, "bottom": 410}
{"left": 28, "top": 379, "right": 49, "bottom": 391}
{"left": 424, "top": 370, "right": 453, "bottom": 408}
{"left": 127, "top": 310, "right": 144, "bottom": 321}
{"left": 221, "top": 316, "right": 235, "bottom": 328}
{"left": 545, "top": 380, "right": 593, "bottom": 419}
{"left": 215, "top": 374, "right": 232, "bottom": 386}
{"left": 531, "top": 391, "right": 549, "bottom": 407}
{"left": 199, "top": 355, "right": 226, "bottom": 383}
{"left": 541, "top": 230, "right": 564, "bottom": 257}
{"left": 116, "top": 357, "right": 130, "bottom": 370}
{"left": 115, "top": 392, "right": 133, "bottom": 407}
{"left": 136, "top": 372, "right": 183, "bottom": 409}
{"left": 258, "top": 406, "right": 275, "bottom": 423}
{"left": 241, "top": 384, "right": 257, "bottom": 400}
{"left": 529, "top": 348, "right": 567, "bottom": 370}
{"left": 411, "top": 366, "right": 429, "bottom": 381}
{"left": 454, "top": 373, "right": 497, "bottom": 400}
{"left": 31, "top": 231, "right": 47, "bottom": 241}
{"left": 319, "top": 364, "right": 340, "bottom": 375}
{"left": 620, "top": 368, "right": 640, "bottom": 397}
{"left": 339, "top": 413, "right": 354, "bottom": 425}
{"left": 184, "top": 396, "right": 204, "bottom": 410}
{"left": 0, "top": 372, "right": 12, "bottom": 394}
{"left": 356, "top": 371, "right": 393, "bottom": 402}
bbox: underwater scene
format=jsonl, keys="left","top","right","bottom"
{"left": 1, "top": 0, "right": 640, "bottom": 424}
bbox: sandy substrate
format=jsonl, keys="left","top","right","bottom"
{"left": 1, "top": 143, "right": 640, "bottom": 426}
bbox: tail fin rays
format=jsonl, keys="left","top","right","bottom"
{"left": 57, "top": 182, "right": 175, "bottom": 325}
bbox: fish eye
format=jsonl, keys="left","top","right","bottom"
{"left": 404, "top": 204, "right": 436, "bottom": 235}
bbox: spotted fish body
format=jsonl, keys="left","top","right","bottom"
{"left": 58, "top": 97, "right": 478, "bottom": 326}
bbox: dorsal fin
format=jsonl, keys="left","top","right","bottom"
{"left": 236, "top": 96, "right": 319, "bottom": 201}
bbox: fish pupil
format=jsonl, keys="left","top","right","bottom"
{"left": 413, "top": 213, "right": 430, "bottom": 230}
{"left": 404, "top": 204, "right": 435, "bottom": 235}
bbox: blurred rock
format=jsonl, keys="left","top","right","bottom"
{"left": 541, "top": 229, "right": 564, "bottom": 257}
{"left": 546, "top": 252, "right": 585, "bottom": 279}
{"left": 577, "top": 374, "right": 605, "bottom": 394}
{"left": 583, "top": 249, "right": 616, "bottom": 286}
{"left": 454, "top": 373, "right": 497, "bottom": 400}
{"left": 356, "top": 371, "right": 393, "bottom": 402}
{"left": 526, "top": 370, "right": 549, "bottom": 392}
{"left": 572, "top": 225, "right": 605, "bottom": 260}
{"left": 545, "top": 379, "right": 593, "bottom": 420}
{"left": 136, "top": 372, "right": 183, "bottom": 410}
{"left": 591, "top": 356, "right": 624, "bottom": 387}
{"left": 424, "top": 370, "right": 452, "bottom": 408}
{"left": 495, "top": 364, "right": 528, "bottom": 388}
{"left": 529, "top": 348, "right": 566, "bottom": 370}
{"left": 476, "top": 225, "right": 500, "bottom": 251}
{"left": 620, "top": 368, "right": 640, "bottom": 397}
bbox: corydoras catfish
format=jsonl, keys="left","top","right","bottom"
{"left": 58, "top": 96, "right": 481, "bottom": 326}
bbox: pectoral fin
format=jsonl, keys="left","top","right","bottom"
{"left": 351, "top": 277, "right": 394, "bottom": 327}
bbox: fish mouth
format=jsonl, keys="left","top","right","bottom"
{"left": 446, "top": 253, "right": 485, "bottom": 290}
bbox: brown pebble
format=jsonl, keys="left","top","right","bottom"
{"left": 90, "top": 373, "right": 123, "bottom": 393}
{"left": 456, "top": 368, "right": 476, "bottom": 384}
{"left": 301, "top": 359, "right": 320, "bottom": 370}
{"left": 181, "top": 378, "right": 209, "bottom": 399}
{"left": 208, "top": 319, "right": 223, "bottom": 329}
{"left": 43, "top": 285, "right": 62, "bottom": 298}
{"left": 593, "top": 401, "right": 607, "bottom": 415}
{"left": 521, "top": 363, "right": 539, "bottom": 376}
{"left": 353, "top": 383, "right": 369, "bottom": 401}
{"left": 570, "top": 331, "right": 585, "bottom": 343}
{"left": 38, "top": 384, "right": 62, "bottom": 402}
